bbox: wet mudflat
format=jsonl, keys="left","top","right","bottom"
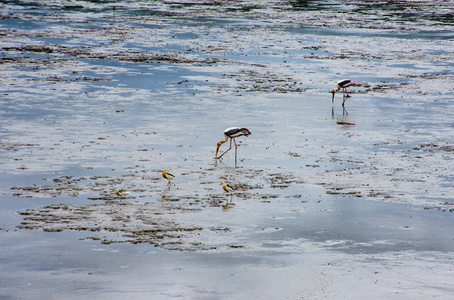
{"left": 1, "top": 0, "right": 454, "bottom": 299}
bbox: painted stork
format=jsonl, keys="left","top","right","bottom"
{"left": 331, "top": 79, "right": 357, "bottom": 106}
{"left": 215, "top": 127, "right": 251, "bottom": 164}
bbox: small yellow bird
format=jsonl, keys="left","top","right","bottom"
{"left": 161, "top": 170, "right": 175, "bottom": 185}
{"left": 221, "top": 182, "right": 235, "bottom": 206}
{"left": 113, "top": 189, "right": 130, "bottom": 196}
{"left": 221, "top": 182, "right": 234, "bottom": 193}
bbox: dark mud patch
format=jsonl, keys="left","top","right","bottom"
{"left": 0, "top": 141, "right": 41, "bottom": 151}
{"left": 413, "top": 143, "right": 454, "bottom": 153}
{"left": 11, "top": 165, "right": 310, "bottom": 250}
{"left": 2, "top": 43, "right": 223, "bottom": 64}
{"left": 218, "top": 69, "right": 305, "bottom": 94}
{"left": 266, "top": 172, "right": 304, "bottom": 189}
{"left": 9, "top": 166, "right": 283, "bottom": 202}
{"left": 423, "top": 202, "right": 454, "bottom": 213}
{"left": 10, "top": 174, "right": 143, "bottom": 199}
{"left": 17, "top": 202, "right": 215, "bottom": 251}
{"left": 2, "top": 42, "right": 304, "bottom": 94}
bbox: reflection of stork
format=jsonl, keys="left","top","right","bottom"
{"left": 331, "top": 79, "right": 357, "bottom": 107}
{"left": 160, "top": 170, "right": 175, "bottom": 185}
{"left": 215, "top": 127, "right": 251, "bottom": 164}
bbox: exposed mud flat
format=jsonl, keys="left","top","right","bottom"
{"left": 8, "top": 158, "right": 454, "bottom": 249}
{"left": 17, "top": 202, "right": 211, "bottom": 250}
{"left": 1, "top": 0, "right": 454, "bottom": 299}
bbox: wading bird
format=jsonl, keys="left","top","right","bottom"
{"left": 331, "top": 79, "right": 357, "bottom": 106}
{"left": 221, "top": 182, "right": 234, "bottom": 193}
{"left": 161, "top": 170, "right": 175, "bottom": 185}
{"left": 221, "top": 182, "right": 235, "bottom": 206}
{"left": 215, "top": 127, "right": 251, "bottom": 164}
{"left": 113, "top": 189, "right": 130, "bottom": 196}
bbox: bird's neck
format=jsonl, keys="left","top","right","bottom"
{"left": 217, "top": 135, "right": 229, "bottom": 146}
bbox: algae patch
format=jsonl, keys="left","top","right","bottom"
{"left": 17, "top": 202, "right": 212, "bottom": 251}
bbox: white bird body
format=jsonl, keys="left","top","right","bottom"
{"left": 335, "top": 79, "right": 357, "bottom": 90}
{"left": 223, "top": 127, "right": 251, "bottom": 139}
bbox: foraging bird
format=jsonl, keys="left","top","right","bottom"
{"left": 215, "top": 127, "right": 251, "bottom": 163}
{"left": 113, "top": 189, "right": 130, "bottom": 196}
{"left": 331, "top": 79, "right": 357, "bottom": 106}
{"left": 161, "top": 170, "right": 175, "bottom": 185}
{"left": 221, "top": 182, "right": 235, "bottom": 206}
{"left": 221, "top": 182, "right": 234, "bottom": 193}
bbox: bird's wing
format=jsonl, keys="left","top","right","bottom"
{"left": 337, "top": 79, "right": 352, "bottom": 87}
{"left": 224, "top": 127, "right": 241, "bottom": 137}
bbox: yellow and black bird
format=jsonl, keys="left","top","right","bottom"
{"left": 113, "top": 189, "right": 130, "bottom": 196}
{"left": 221, "top": 182, "right": 234, "bottom": 193}
{"left": 161, "top": 170, "right": 175, "bottom": 185}
{"left": 221, "top": 182, "right": 235, "bottom": 206}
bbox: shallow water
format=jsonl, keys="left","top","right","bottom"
{"left": 1, "top": 0, "right": 454, "bottom": 299}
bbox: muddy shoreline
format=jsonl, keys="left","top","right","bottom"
{"left": 1, "top": 1, "right": 454, "bottom": 298}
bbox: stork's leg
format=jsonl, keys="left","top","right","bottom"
{"left": 233, "top": 138, "right": 238, "bottom": 166}
{"left": 217, "top": 138, "right": 232, "bottom": 159}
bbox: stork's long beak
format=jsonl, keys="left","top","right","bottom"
{"left": 215, "top": 144, "right": 220, "bottom": 158}
{"left": 331, "top": 90, "right": 335, "bottom": 103}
